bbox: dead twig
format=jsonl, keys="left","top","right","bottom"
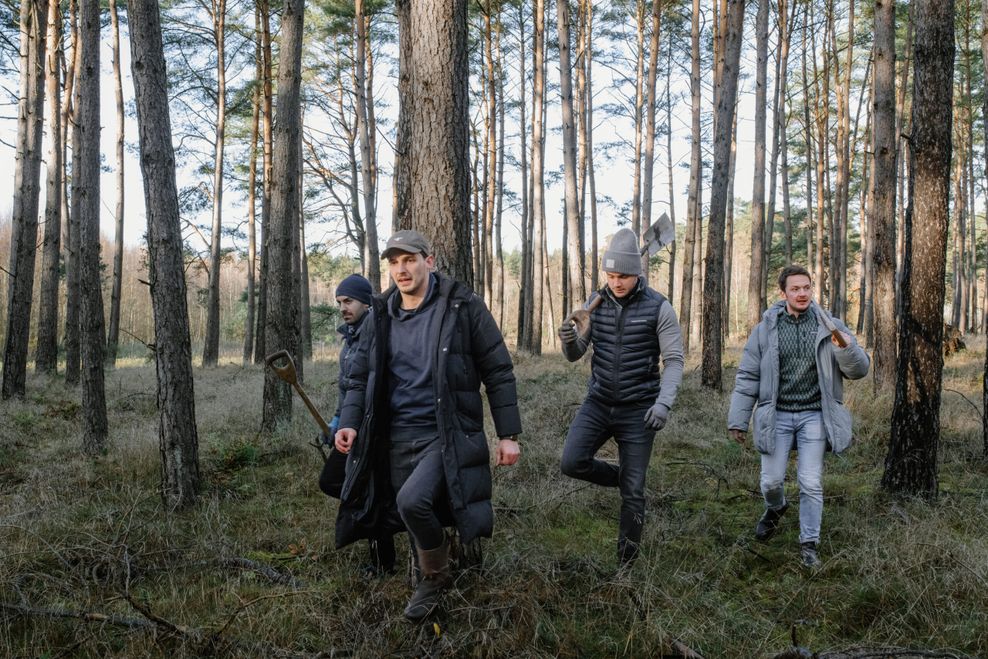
{"left": 218, "top": 556, "right": 307, "bottom": 589}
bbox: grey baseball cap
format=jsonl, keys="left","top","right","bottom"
{"left": 381, "top": 229, "right": 431, "bottom": 259}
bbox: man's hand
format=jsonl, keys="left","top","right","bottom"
{"left": 729, "top": 428, "right": 746, "bottom": 445}
{"left": 831, "top": 331, "right": 851, "bottom": 348}
{"left": 557, "top": 322, "right": 578, "bottom": 345}
{"left": 495, "top": 438, "right": 520, "bottom": 466}
{"left": 643, "top": 403, "right": 669, "bottom": 431}
{"left": 335, "top": 428, "right": 357, "bottom": 454}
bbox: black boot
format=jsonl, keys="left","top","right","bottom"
{"left": 754, "top": 502, "right": 789, "bottom": 542}
{"left": 404, "top": 537, "right": 450, "bottom": 622}
{"left": 800, "top": 541, "right": 821, "bottom": 569}
{"left": 617, "top": 510, "right": 644, "bottom": 568}
{"left": 362, "top": 535, "right": 396, "bottom": 577}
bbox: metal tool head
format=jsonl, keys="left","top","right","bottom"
{"left": 640, "top": 212, "right": 676, "bottom": 256}
{"left": 265, "top": 350, "right": 298, "bottom": 386}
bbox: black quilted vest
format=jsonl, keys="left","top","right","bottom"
{"left": 587, "top": 280, "right": 668, "bottom": 405}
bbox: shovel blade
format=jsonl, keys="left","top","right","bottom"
{"left": 642, "top": 212, "right": 676, "bottom": 256}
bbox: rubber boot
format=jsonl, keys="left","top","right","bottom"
{"left": 404, "top": 537, "right": 451, "bottom": 622}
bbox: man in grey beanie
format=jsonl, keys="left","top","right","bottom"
{"left": 557, "top": 228, "right": 684, "bottom": 567}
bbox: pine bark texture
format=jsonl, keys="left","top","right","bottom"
{"left": 871, "top": 0, "right": 898, "bottom": 389}
{"left": 261, "top": 0, "right": 304, "bottom": 430}
{"left": 202, "top": 0, "right": 227, "bottom": 367}
{"left": 106, "top": 0, "right": 126, "bottom": 366}
{"left": 127, "top": 0, "right": 201, "bottom": 508}
{"left": 680, "top": 0, "right": 702, "bottom": 353}
{"left": 36, "top": 0, "right": 61, "bottom": 375}
{"left": 354, "top": 0, "right": 381, "bottom": 291}
{"left": 393, "top": 0, "right": 412, "bottom": 232}
{"left": 557, "top": 0, "right": 584, "bottom": 303}
{"left": 701, "top": 0, "right": 745, "bottom": 391}
{"left": 747, "top": 0, "right": 768, "bottom": 328}
{"left": 2, "top": 0, "right": 48, "bottom": 399}
{"left": 77, "top": 0, "right": 108, "bottom": 454}
{"left": 409, "top": 0, "right": 472, "bottom": 286}
{"left": 882, "top": 0, "right": 954, "bottom": 497}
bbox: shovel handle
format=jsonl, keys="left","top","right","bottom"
{"left": 811, "top": 301, "right": 848, "bottom": 348}
{"left": 265, "top": 350, "right": 332, "bottom": 436}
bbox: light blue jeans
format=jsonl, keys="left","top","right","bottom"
{"left": 760, "top": 409, "right": 826, "bottom": 544}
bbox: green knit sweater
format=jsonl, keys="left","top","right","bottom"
{"left": 776, "top": 308, "right": 822, "bottom": 412}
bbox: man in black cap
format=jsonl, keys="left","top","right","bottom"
{"left": 557, "top": 228, "right": 684, "bottom": 567}
{"left": 334, "top": 230, "right": 522, "bottom": 621}
{"left": 317, "top": 274, "right": 396, "bottom": 575}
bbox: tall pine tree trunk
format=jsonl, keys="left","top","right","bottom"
{"left": 2, "top": 0, "right": 47, "bottom": 399}
{"left": 355, "top": 0, "right": 381, "bottom": 290}
{"left": 77, "top": 0, "right": 108, "bottom": 454}
{"left": 106, "top": 0, "right": 125, "bottom": 366}
{"left": 127, "top": 0, "right": 201, "bottom": 508}
{"left": 747, "top": 0, "right": 768, "bottom": 329}
{"left": 701, "top": 0, "right": 744, "bottom": 390}
{"left": 681, "top": 0, "right": 702, "bottom": 353}
{"left": 409, "top": 0, "right": 471, "bottom": 285}
{"left": 202, "top": 0, "right": 227, "bottom": 367}
{"left": 883, "top": 0, "right": 954, "bottom": 497}
{"left": 36, "top": 0, "right": 62, "bottom": 375}
{"left": 243, "top": 10, "right": 261, "bottom": 365}
{"left": 558, "top": 0, "right": 585, "bottom": 304}
{"left": 261, "top": 0, "right": 304, "bottom": 430}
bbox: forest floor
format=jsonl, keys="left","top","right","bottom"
{"left": 1, "top": 339, "right": 987, "bottom": 658}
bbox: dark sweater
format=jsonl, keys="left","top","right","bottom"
{"left": 387, "top": 274, "right": 441, "bottom": 435}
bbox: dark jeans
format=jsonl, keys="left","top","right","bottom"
{"left": 561, "top": 397, "right": 656, "bottom": 559}
{"left": 390, "top": 432, "right": 447, "bottom": 551}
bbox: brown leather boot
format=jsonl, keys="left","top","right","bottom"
{"left": 404, "top": 537, "right": 451, "bottom": 622}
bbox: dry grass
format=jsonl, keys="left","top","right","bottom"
{"left": 1, "top": 340, "right": 987, "bottom": 658}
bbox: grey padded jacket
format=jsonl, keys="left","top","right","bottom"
{"left": 727, "top": 300, "right": 870, "bottom": 455}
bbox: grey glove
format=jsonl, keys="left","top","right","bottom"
{"left": 643, "top": 402, "right": 669, "bottom": 431}
{"left": 558, "top": 322, "right": 578, "bottom": 345}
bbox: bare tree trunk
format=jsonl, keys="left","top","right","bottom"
{"left": 701, "top": 0, "right": 744, "bottom": 391}
{"left": 516, "top": 1, "right": 530, "bottom": 349}
{"left": 558, "top": 0, "right": 585, "bottom": 304}
{"left": 106, "top": 0, "right": 126, "bottom": 366}
{"left": 299, "top": 192, "right": 312, "bottom": 360}
{"left": 747, "top": 0, "right": 769, "bottom": 329}
{"left": 665, "top": 24, "right": 676, "bottom": 300}
{"left": 127, "top": 0, "right": 201, "bottom": 508}
{"left": 355, "top": 0, "right": 380, "bottom": 291}
{"left": 262, "top": 0, "right": 304, "bottom": 430}
{"left": 585, "top": 0, "right": 598, "bottom": 293}
{"left": 530, "top": 0, "right": 546, "bottom": 353}
{"left": 77, "top": 0, "right": 108, "bottom": 453}
{"left": 2, "top": 0, "right": 47, "bottom": 399}
{"left": 409, "top": 0, "right": 471, "bottom": 285}
{"left": 203, "top": 0, "right": 227, "bottom": 367}
{"left": 681, "top": 0, "right": 702, "bottom": 354}
{"left": 883, "top": 0, "right": 954, "bottom": 498}
{"left": 494, "top": 6, "right": 506, "bottom": 327}
{"left": 36, "top": 0, "right": 62, "bottom": 376}
{"left": 484, "top": 3, "right": 497, "bottom": 307}
{"left": 895, "top": 4, "right": 913, "bottom": 318}
{"left": 243, "top": 7, "right": 261, "bottom": 365}
{"left": 641, "top": 0, "right": 662, "bottom": 279}
{"left": 64, "top": 0, "right": 82, "bottom": 386}
{"left": 253, "top": 0, "right": 273, "bottom": 364}
{"left": 630, "top": 1, "right": 645, "bottom": 239}
{"left": 394, "top": 0, "right": 412, "bottom": 232}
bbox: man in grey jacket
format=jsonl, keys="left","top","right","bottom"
{"left": 557, "top": 228, "right": 684, "bottom": 567}
{"left": 728, "top": 265, "right": 870, "bottom": 568}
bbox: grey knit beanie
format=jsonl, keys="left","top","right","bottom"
{"left": 601, "top": 228, "right": 641, "bottom": 275}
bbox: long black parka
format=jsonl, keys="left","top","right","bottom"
{"left": 335, "top": 274, "right": 522, "bottom": 548}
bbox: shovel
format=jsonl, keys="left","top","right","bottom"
{"left": 564, "top": 212, "right": 676, "bottom": 336}
{"left": 810, "top": 300, "right": 848, "bottom": 348}
{"left": 266, "top": 350, "right": 332, "bottom": 459}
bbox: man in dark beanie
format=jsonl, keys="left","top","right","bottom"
{"left": 557, "top": 227, "right": 684, "bottom": 568}
{"left": 334, "top": 230, "right": 522, "bottom": 621}
{"left": 318, "top": 273, "right": 396, "bottom": 576}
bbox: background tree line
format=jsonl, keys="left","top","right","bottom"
{"left": 0, "top": 0, "right": 972, "bottom": 505}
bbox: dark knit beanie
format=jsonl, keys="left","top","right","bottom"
{"left": 335, "top": 274, "right": 373, "bottom": 305}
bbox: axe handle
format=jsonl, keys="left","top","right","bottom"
{"left": 812, "top": 301, "right": 848, "bottom": 348}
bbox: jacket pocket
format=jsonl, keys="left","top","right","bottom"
{"left": 829, "top": 402, "right": 853, "bottom": 453}
{"left": 752, "top": 401, "right": 776, "bottom": 455}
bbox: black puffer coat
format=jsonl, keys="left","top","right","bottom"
{"left": 335, "top": 274, "right": 522, "bottom": 548}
